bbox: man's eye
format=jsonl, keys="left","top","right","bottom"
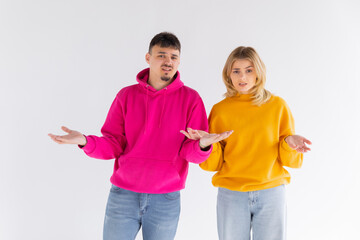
{"left": 171, "top": 57, "right": 177, "bottom": 60}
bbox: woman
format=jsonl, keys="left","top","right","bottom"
{"left": 182, "top": 46, "right": 311, "bottom": 240}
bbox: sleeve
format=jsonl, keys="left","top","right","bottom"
{"left": 179, "top": 96, "right": 213, "bottom": 164}
{"left": 278, "top": 99, "right": 303, "bottom": 168}
{"left": 199, "top": 106, "right": 225, "bottom": 171}
{"left": 80, "top": 91, "right": 127, "bottom": 160}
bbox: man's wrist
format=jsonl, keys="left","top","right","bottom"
{"left": 199, "top": 141, "right": 210, "bottom": 151}
{"left": 79, "top": 135, "right": 87, "bottom": 148}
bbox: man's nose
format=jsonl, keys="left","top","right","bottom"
{"left": 164, "top": 56, "right": 172, "bottom": 64}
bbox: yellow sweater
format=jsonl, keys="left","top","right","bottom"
{"left": 200, "top": 94, "right": 302, "bottom": 192}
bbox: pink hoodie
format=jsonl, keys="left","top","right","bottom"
{"left": 81, "top": 68, "right": 212, "bottom": 193}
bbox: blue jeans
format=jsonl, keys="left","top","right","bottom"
{"left": 103, "top": 185, "right": 181, "bottom": 240}
{"left": 217, "top": 185, "right": 286, "bottom": 240}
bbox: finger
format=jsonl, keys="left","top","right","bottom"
{"left": 287, "top": 141, "right": 297, "bottom": 149}
{"left": 189, "top": 130, "right": 198, "bottom": 137}
{"left": 217, "top": 134, "right": 230, "bottom": 141}
{"left": 224, "top": 130, "right": 234, "bottom": 135}
{"left": 49, "top": 136, "right": 63, "bottom": 144}
{"left": 187, "top": 128, "right": 197, "bottom": 137}
{"left": 303, "top": 138, "right": 312, "bottom": 145}
{"left": 194, "top": 130, "right": 203, "bottom": 138}
{"left": 303, "top": 146, "right": 311, "bottom": 151}
{"left": 211, "top": 134, "right": 223, "bottom": 143}
{"left": 189, "top": 129, "right": 198, "bottom": 136}
{"left": 295, "top": 147, "right": 305, "bottom": 153}
{"left": 48, "top": 134, "right": 61, "bottom": 142}
{"left": 224, "top": 130, "right": 234, "bottom": 138}
{"left": 180, "top": 130, "right": 191, "bottom": 139}
{"left": 54, "top": 135, "right": 67, "bottom": 142}
{"left": 48, "top": 134, "right": 57, "bottom": 142}
{"left": 187, "top": 131, "right": 197, "bottom": 139}
{"left": 54, "top": 139, "right": 64, "bottom": 144}
{"left": 61, "top": 126, "right": 71, "bottom": 133}
{"left": 217, "top": 130, "right": 233, "bottom": 140}
{"left": 198, "top": 130, "right": 209, "bottom": 135}
{"left": 296, "top": 146, "right": 311, "bottom": 153}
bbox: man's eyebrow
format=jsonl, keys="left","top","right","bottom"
{"left": 156, "top": 51, "right": 179, "bottom": 57}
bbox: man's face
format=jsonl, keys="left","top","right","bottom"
{"left": 146, "top": 45, "right": 180, "bottom": 82}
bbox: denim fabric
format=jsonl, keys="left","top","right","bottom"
{"left": 103, "top": 185, "right": 180, "bottom": 240}
{"left": 217, "top": 185, "right": 286, "bottom": 240}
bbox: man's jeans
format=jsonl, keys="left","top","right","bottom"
{"left": 103, "top": 185, "right": 180, "bottom": 240}
{"left": 217, "top": 185, "right": 287, "bottom": 240}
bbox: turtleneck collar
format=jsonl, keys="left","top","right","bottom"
{"left": 234, "top": 93, "right": 254, "bottom": 102}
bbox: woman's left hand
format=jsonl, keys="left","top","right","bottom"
{"left": 285, "top": 135, "right": 312, "bottom": 153}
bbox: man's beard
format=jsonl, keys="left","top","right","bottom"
{"left": 161, "top": 76, "right": 171, "bottom": 82}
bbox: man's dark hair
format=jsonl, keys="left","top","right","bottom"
{"left": 148, "top": 32, "right": 181, "bottom": 54}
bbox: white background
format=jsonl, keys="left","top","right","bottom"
{"left": 1, "top": 0, "right": 359, "bottom": 239}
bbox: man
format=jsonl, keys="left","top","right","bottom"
{"left": 49, "top": 32, "right": 231, "bottom": 240}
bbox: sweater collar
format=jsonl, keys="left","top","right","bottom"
{"left": 235, "top": 93, "right": 253, "bottom": 102}
{"left": 136, "top": 68, "right": 184, "bottom": 94}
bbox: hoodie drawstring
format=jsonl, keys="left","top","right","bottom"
{"left": 144, "top": 84, "right": 150, "bottom": 133}
{"left": 159, "top": 87, "right": 167, "bottom": 128}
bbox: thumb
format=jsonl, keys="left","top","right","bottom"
{"left": 61, "top": 126, "right": 71, "bottom": 133}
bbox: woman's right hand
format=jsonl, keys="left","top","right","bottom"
{"left": 48, "top": 126, "right": 87, "bottom": 146}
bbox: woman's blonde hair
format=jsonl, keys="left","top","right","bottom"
{"left": 222, "top": 46, "right": 271, "bottom": 106}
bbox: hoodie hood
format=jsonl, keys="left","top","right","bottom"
{"left": 136, "top": 68, "right": 184, "bottom": 93}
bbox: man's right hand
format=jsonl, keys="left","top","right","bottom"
{"left": 48, "top": 126, "right": 87, "bottom": 146}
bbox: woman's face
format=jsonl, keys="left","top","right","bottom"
{"left": 230, "top": 59, "right": 257, "bottom": 94}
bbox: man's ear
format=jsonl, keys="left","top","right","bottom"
{"left": 145, "top": 53, "right": 150, "bottom": 64}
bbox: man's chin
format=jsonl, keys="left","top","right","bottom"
{"left": 161, "top": 76, "right": 171, "bottom": 82}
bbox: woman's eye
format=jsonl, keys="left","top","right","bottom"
{"left": 246, "top": 70, "right": 252, "bottom": 73}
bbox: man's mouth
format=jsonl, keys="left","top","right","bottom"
{"left": 162, "top": 66, "right": 172, "bottom": 72}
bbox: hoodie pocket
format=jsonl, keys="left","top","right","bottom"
{"left": 116, "top": 157, "right": 181, "bottom": 192}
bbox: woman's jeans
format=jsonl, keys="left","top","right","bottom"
{"left": 103, "top": 185, "right": 180, "bottom": 240}
{"left": 217, "top": 185, "right": 286, "bottom": 240}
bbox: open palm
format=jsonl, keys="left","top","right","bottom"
{"left": 285, "top": 135, "right": 312, "bottom": 153}
{"left": 180, "top": 128, "right": 233, "bottom": 149}
{"left": 48, "top": 126, "right": 87, "bottom": 146}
